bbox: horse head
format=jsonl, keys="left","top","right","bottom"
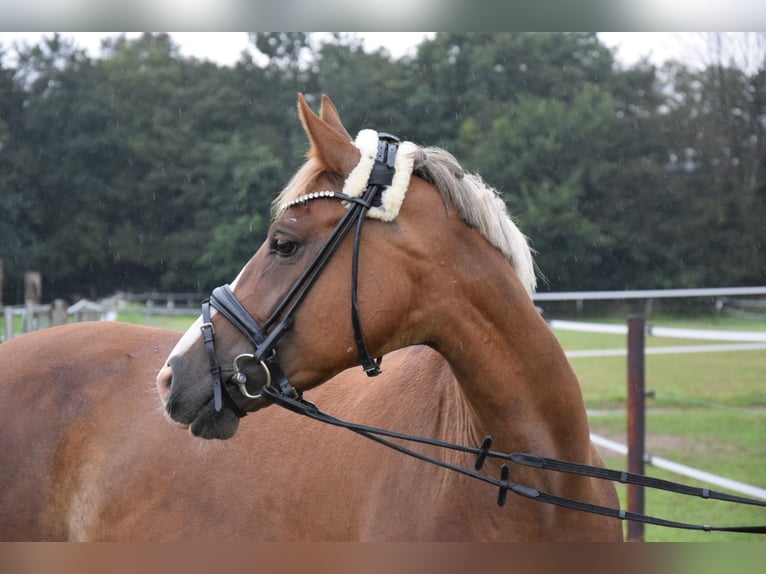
{"left": 157, "top": 95, "right": 428, "bottom": 438}
{"left": 157, "top": 94, "right": 535, "bottom": 440}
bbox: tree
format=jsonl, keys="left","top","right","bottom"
{"left": 2, "top": 32, "right": 764, "bottom": 302}
{"left": 463, "top": 86, "right": 617, "bottom": 288}
{"left": 0, "top": 35, "right": 127, "bottom": 297}
{"left": 195, "top": 139, "right": 284, "bottom": 287}
{"left": 0, "top": 46, "right": 31, "bottom": 303}
{"left": 656, "top": 34, "right": 766, "bottom": 286}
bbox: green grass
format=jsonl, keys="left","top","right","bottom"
{"left": 552, "top": 315, "right": 766, "bottom": 541}
{"left": 570, "top": 348, "right": 766, "bottom": 410}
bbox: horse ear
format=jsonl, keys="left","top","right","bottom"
{"left": 319, "top": 95, "right": 353, "bottom": 141}
{"left": 297, "top": 93, "right": 359, "bottom": 177}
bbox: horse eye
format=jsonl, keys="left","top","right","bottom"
{"left": 271, "top": 238, "right": 298, "bottom": 257}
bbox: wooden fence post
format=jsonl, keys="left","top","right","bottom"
{"left": 627, "top": 315, "right": 646, "bottom": 542}
{"left": 3, "top": 306, "right": 12, "bottom": 341}
{"left": 51, "top": 299, "right": 68, "bottom": 326}
{"left": 24, "top": 271, "right": 42, "bottom": 333}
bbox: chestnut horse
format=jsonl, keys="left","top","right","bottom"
{"left": 0, "top": 94, "right": 621, "bottom": 541}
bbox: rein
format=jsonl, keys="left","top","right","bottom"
{"left": 260, "top": 385, "right": 766, "bottom": 535}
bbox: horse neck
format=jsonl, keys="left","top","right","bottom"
{"left": 423, "top": 239, "right": 591, "bottom": 461}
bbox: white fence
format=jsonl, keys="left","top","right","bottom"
{"left": 534, "top": 285, "right": 766, "bottom": 316}
{"left": 1, "top": 291, "right": 205, "bottom": 341}
{"left": 107, "top": 290, "right": 205, "bottom": 310}
{"left": 534, "top": 286, "right": 766, "bottom": 301}
{"left": 589, "top": 434, "right": 766, "bottom": 500}
{"left": 2, "top": 301, "right": 66, "bottom": 341}
{"left": 550, "top": 319, "right": 766, "bottom": 342}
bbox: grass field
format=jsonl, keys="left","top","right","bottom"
{"left": 554, "top": 315, "right": 766, "bottom": 542}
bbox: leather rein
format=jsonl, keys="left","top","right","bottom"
{"left": 199, "top": 131, "right": 766, "bottom": 535}
{"left": 259, "top": 386, "right": 766, "bottom": 535}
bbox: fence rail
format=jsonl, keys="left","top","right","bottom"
{"left": 549, "top": 319, "right": 766, "bottom": 342}
{"left": 534, "top": 286, "right": 766, "bottom": 301}
{"left": 107, "top": 291, "right": 206, "bottom": 308}
{"left": 1, "top": 291, "right": 206, "bottom": 341}
{"left": 535, "top": 286, "right": 766, "bottom": 316}
{"left": 2, "top": 301, "right": 66, "bottom": 341}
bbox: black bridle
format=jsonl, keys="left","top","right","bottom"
{"left": 197, "top": 130, "right": 766, "bottom": 536}
{"left": 200, "top": 132, "right": 400, "bottom": 415}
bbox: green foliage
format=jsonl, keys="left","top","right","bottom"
{"left": 196, "top": 139, "right": 283, "bottom": 287}
{"left": 1, "top": 32, "right": 765, "bottom": 303}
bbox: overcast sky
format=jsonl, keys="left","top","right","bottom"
{"left": 0, "top": 32, "right": 730, "bottom": 70}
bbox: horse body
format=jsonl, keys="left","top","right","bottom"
{"left": 0, "top": 94, "right": 622, "bottom": 540}
{"left": 0, "top": 322, "right": 616, "bottom": 541}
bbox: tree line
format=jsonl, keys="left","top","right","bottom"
{"left": 0, "top": 32, "right": 764, "bottom": 304}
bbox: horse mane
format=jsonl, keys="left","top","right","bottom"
{"left": 412, "top": 146, "right": 537, "bottom": 296}
{"left": 273, "top": 145, "right": 537, "bottom": 296}
{"left": 273, "top": 159, "right": 324, "bottom": 217}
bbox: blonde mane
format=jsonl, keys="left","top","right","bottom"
{"left": 412, "top": 146, "right": 537, "bottom": 296}
{"left": 272, "top": 145, "right": 537, "bottom": 296}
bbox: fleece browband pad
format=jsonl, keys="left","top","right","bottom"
{"left": 342, "top": 129, "right": 417, "bottom": 222}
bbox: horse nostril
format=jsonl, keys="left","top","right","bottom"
{"left": 156, "top": 365, "right": 173, "bottom": 402}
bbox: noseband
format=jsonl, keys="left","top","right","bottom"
{"left": 201, "top": 132, "right": 403, "bottom": 415}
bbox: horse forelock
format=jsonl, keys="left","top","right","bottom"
{"left": 271, "top": 145, "right": 536, "bottom": 296}
{"left": 272, "top": 158, "right": 325, "bottom": 219}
